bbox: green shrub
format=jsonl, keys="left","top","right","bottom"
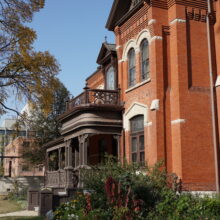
{"left": 147, "top": 192, "right": 220, "bottom": 220}
{"left": 0, "top": 165, "right": 4, "bottom": 177}
{"left": 53, "top": 156, "right": 220, "bottom": 220}
{"left": 8, "top": 180, "right": 28, "bottom": 201}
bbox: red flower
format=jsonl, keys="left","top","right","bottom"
{"left": 105, "top": 176, "right": 118, "bottom": 204}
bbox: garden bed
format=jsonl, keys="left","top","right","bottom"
{"left": 53, "top": 157, "right": 220, "bottom": 220}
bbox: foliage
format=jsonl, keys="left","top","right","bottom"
{"left": 53, "top": 156, "right": 220, "bottom": 220}
{"left": 8, "top": 180, "right": 28, "bottom": 201}
{"left": 17, "top": 79, "right": 70, "bottom": 165}
{"left": 0, "top": 0, "right": 60, "bottom": 115}
{"left": 0, "top": 217, "right": 44, "bottom": 220}
{"left": 147, "top": 192, "right": 220, "bottom": 220}
{"left": 0, "top": 164, "right": 4, "bottom": 176}
{"left": 26, "top": 79, "right": 70, "bottom": 141}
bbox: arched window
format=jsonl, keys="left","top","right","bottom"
{"left": 128, "top": 48, "right": 136, "bottom": 87}
{"left": 106, "top": 66, "right": 115, "bottom": 90}
{"left": 140, "top": 39, "right": 149, "bottom": 81}
{"left": 130, "top": 115, "right": 145, "bottom": 164}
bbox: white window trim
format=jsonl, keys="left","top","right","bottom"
{"left": 121, "top": 29, "right": 152, "bottom": 62}
{"left": 124, "top": 102, "right": 149, "bottom": 131}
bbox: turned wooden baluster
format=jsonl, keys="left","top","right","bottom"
{"left": 84, "top": 82, "right": 89, "bottom": 104}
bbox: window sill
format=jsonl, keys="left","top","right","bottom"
{"left": 125, "top": 78, "right": 151, "bottom": 93}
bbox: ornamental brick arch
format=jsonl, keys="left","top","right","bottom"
{"left": 135, "top": 29, "right": 152, "bottom": 48}
{"left": 121, "top": 29, "right": 152, "bottom": 62}
{"left": 121, "top": 39, "right": 137, "bottom": 62}
{"left": 123, "top": 102, "right": 149, "bottom": 131}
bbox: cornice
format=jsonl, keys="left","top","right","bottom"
{"left": 43, "top": 136, "right": 64, "bottom": 148}
{"left": 115, "top": 0, "right": 146, "bottom": 28}
{"left": 58, "top": 104, "right": 124, "bottom": 123}
{"left": 106, "top": 0, "right": 211, "bottom": 32}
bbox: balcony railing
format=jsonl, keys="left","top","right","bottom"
{"left": 66, "top": 87, "right": 120, "bottom": 111}
{"left": 45, "top": 170, "right": 66, "bottom": 188}
{"left": 45, "top": 167, "right": 87, "bottom": 189}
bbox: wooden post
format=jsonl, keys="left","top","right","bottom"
{"left": 78, "top": 134, "right": 89, "bottom": 165}
{"left": 46, "top": 152, "right": 49, "bottom": 171}
{"left": 58, "top": 148, "right": 61, "bottom": 170}
{"left": 64, "top": 139, "right": 74, "bottom": 189}
{"left": 84, "top": 137, "right": 88, "bottom": 165}
{"left": 84, "top": 82, "right": 89, "bottom": 104}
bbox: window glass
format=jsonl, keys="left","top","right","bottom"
{"left": 131, "top": 115, "right": 144, "bottom": 132}
{"left": 141, "top": 39, "right": 149, "bottom": 81}
{"left": 139, "top": 135, "right": 144, "bottom": 150}
{"left": 132, "top": 153, "right": 137, "bottom": 162}
{"left": 132, "top": 137, "right": 137, "bottom": 152}
{"left": 130, "top": 115, "right": 145, "bottom": 164}
{"left": 106, "top": 66, "right": 115, "bottom": 90}
{"left": 140, "top": 152, "right": 145, "bottom": 164}
{"left": 128, "top": 48, "right": 136, "bottom": 87}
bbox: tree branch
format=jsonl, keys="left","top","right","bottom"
{"left": 0, "top": 101, "right": 20, "bottom": 115}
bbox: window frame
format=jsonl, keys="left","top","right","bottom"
{"left": 130, "top": 115, "right": 145, "bottom": 164}
{"left": 128, "top": 48, "right": 136, "bottom": 87}
{"left": 140, "top": 39, "right": 150, "bottom": 81}
{"left": 105, "top": 65, "right": 116, "bottom": 90}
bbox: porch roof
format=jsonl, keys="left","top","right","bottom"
{"left": 44, "top": 136, "right": 64, "bottom": 150}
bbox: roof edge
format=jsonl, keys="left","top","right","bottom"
{"left": 105, "top": 0, "right": 120, "bottom": 31}
{"left": 85, "top": 66, "right": 101, "bottom": 81}
{"left": 43, "top": 136, "right": 64, "bottom": 148}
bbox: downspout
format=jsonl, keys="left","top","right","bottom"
{"left": 207, "top": 0, "right": 220, "bottom": 193}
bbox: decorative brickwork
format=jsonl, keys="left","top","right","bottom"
{"left": 111, "top": 0, "right": 219, "bottom": 191}
{"left": 45, "top": 0, "right": 220, "bottom": 194}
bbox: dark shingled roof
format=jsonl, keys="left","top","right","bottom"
{"left": 106, "top": 0, "right": 133, "bottom": 31}
{"left": 86, "top": 43, "right": 116, "bottom": 81}
{"left": 96, "top": 42, "right": 116, "bottom": 64}
{"left": 106, "top": 1, "right": 157, "bottom": 31}
{"left": 104, "top": 42, "right": 116, "bottom": 52}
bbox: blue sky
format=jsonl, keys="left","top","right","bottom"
{"left": 31, "top": 0, "right": 115, "bottom": 96}
{"left": 1, "top": 0, "right": 115, "bottom": 122}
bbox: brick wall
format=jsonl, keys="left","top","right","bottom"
{"left": 4, "top": 137, "right": 44, "bottom": 177}
{"left": 114, "top": 0, "right": 216, "bottom": 191}
{"left": 86, "top": 67, "right": 104, "bottom": 89}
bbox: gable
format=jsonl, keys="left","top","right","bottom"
{"left": 106, "top": 0, "right": 144, "bottom": 31}
{"left": 96, "top": 43, "right": 116, "bottom": 65}
{"left": 106, "top": 0, "right": 132, "bottom": 31}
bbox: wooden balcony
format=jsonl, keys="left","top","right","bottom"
{"left": 66, "top": 87, "right": 121, "bottom": 111}
{"left": 45, "top": 170, "right": 66, "bottom": 188}
{"left": 45, "top": 166, "right": 89, "bottom": 189}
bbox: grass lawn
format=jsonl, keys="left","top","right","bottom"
{"left": 0, "top": 217, "right": 44, "bottom": 220}
{"left": 0, "top": 197, "right": 44, "bottom": 220}
{"left": 0, "top": 196, "right": 24, "bottom": 214}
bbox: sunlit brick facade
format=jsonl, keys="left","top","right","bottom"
{"left": 44, "top": 0, "right": 220, "bottom": 193}
{"left": 4, "top": 137, "right": 44, "bottom": 177}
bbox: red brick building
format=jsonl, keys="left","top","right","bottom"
{"left": 4, "top": 137, "right": 44, "bottom": 177}
{"left": 44, "top": 0, "right": 220, "bottom": 194}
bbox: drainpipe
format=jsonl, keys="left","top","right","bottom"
{"left": 207, "top": 0, "right": 220, "bottom": 193}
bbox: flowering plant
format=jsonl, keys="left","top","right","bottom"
{"left": 53, "top": 156, "right": 220, "bottom": 220}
